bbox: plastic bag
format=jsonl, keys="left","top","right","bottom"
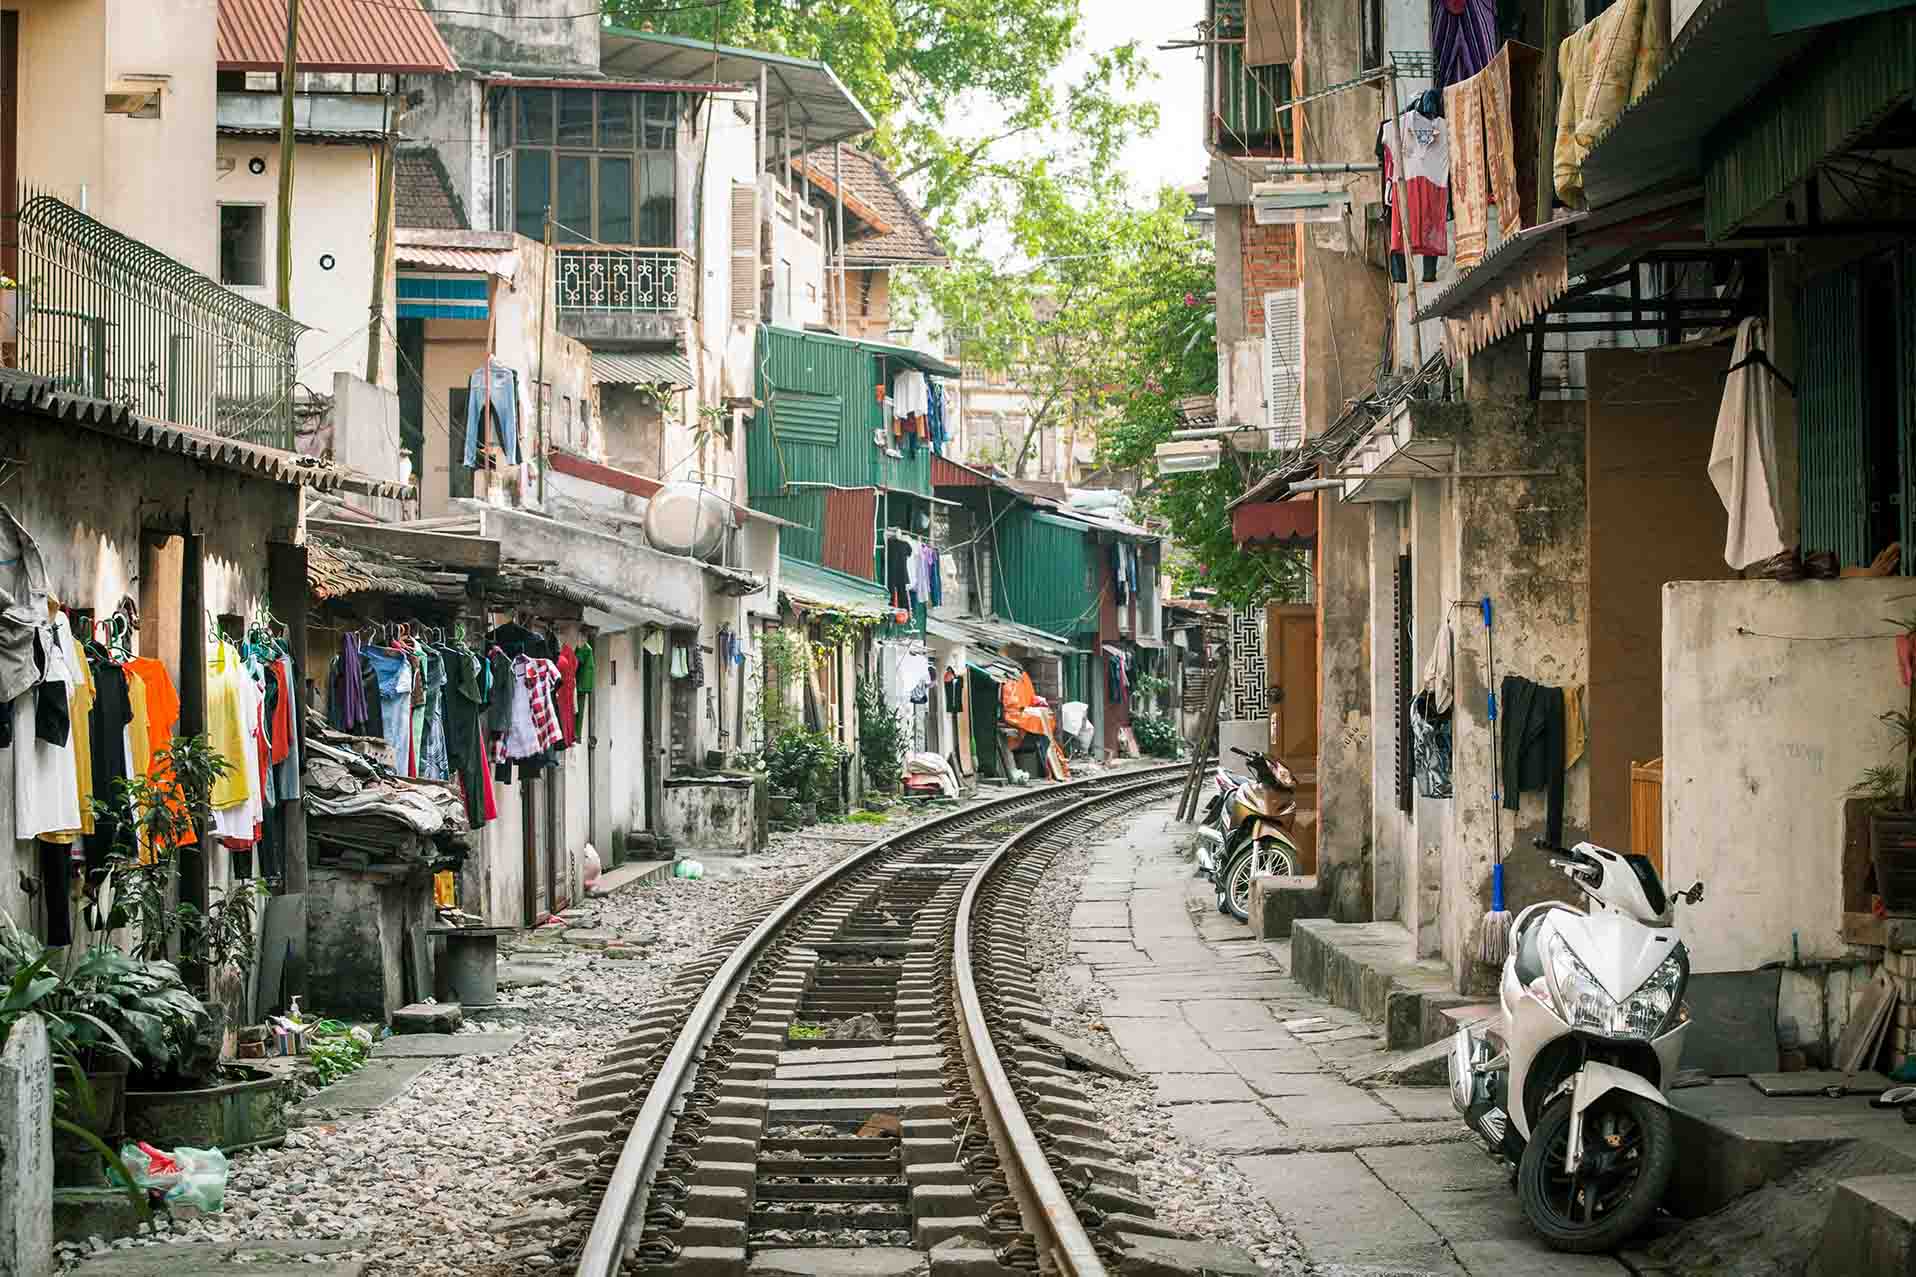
{"left": 167, "top": 1146, "right": 229, "bottom": 1212}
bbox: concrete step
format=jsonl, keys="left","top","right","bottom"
{"left": 1291, "top": 920, "right": 1457, "bottom": 1047}
{"left": 1808, "top": 1174, "right": 1916, "bottom": 1276}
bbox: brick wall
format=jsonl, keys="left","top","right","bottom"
{"left": 1243, "top": 220, "right": 1301, "bottom": 332}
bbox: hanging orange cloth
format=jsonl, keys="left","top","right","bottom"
{"left": 126, "top": 657, "right": 195, "bottom": 855}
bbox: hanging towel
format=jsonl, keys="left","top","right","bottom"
{"left": 1553, "top": 0, "right": 1669, "bottom": 208}
{"left": 1420, "top": 616, "right": 1456, "bottom": 714}
{"left": 1500, "top": 676, "right": 1565, "bottom": 848}
{"left": 1565, "top": 684, "right": 1587, "bottom": 769}
{"left": 1443, "top": 78, "right": 1486, "bottom": 268}
{"left": 1708, "top": 318, "right": 1788, "bottom": 570}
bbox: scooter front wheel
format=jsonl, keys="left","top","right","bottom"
{"left": 1517, "top": 1092, "right": 1674, "bottom": 1253}
{"left": 1220, "top": 837, "right": 1298, "bottom": 922}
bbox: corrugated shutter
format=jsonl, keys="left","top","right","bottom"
{"left": 773, "top": 392, "right": 841, "bottom": 448}
{"left": 1265, "top": 287, "right": 1303, "bottom": 450}
{"left": 730, "top": 183, "right": 759, "bottom": 323}
{"left": 1798, "top": 264, "right": 1870, "bottom": 566}
{"left": 1395, "top": 552, "right": 1412, "bottom": 813}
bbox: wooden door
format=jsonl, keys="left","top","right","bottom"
{"left": 1266, "top": 604, "right": 1317, "bottom": 771}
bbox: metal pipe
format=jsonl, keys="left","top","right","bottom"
{"left": 833, "top": 141, "right": 848, "bottom": 332}
{"left": 1263, "top": 161, "right": 1381, "bottom": 175}
{"left": 1169, "top": 425, "right": 1265, "bottom": 441}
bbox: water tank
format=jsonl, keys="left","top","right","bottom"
{"left": 643, "top": 482, "right": 731, "bottom": 561}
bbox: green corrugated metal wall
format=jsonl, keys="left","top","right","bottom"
{"left": 750, "top": 326, "right": 932, "bottom": 500}
{"left": 1798, "top": 264, "right": 1871, "bottom": 567}
{"left": 1707, "top": 8, "right": 1916, "bottom": 240}
{"left": 1216, "top": 44, "right": 1293, "bottom": 153}
{"left": 752, "top": 491, "right": 827, "bottom": 565}
{"left": 992, "top": 507, "right": 1096, "bottom": 638}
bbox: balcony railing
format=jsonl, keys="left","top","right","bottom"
{"left": 554, "top": 247, "right": 687, "bottom": 315}
{"left": 9, "top": 195, "right": 301, "bottom": 448}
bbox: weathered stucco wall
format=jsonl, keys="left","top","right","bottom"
{"left": 105, "top": 0, "right": 219, "bottom": 276}
{"left": 1437, "top": 341, "right": 1590, "bottom": 992}
{"left": 216, "top": 137, "right": 393, "bottom": 393}
{"left": 424, "top": 0, "right": 598, "bottom": 74}
{"left": 1317, "top": 490, "right": 1373, "bottom": 920}
{"left": 0, "top": 414, "right": 300, "bottom": 936}
{"left": 1664, "top": 578, "right": 1908, "bottom": 973}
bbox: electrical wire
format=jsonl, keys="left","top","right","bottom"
{"left": 346, "top": 0, "right": 729, "bottom": 18}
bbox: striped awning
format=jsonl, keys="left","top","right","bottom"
{"left": 394, "top": 244, "right": 517, "bottom": 280}
{"left": 592, "top": 351, "right": 694, "bottom": 389}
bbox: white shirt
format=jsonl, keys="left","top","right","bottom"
{"left": 12, "top": 620, "right": 79, "bottom": 841}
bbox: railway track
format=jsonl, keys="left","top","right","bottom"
{"left": 554, "top": 765, "right": 1186, "bottom": 1277}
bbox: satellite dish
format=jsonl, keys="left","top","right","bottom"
{"left": 643, "top": 482, "right": 730, "bottom": 561}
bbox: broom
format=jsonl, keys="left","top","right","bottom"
{"left": 1478, "top": 596, "right": 1513, "bottom": 965}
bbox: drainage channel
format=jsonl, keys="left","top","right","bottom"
{"left": 561, "top": 767, "right": 1185, "bottom": 1277}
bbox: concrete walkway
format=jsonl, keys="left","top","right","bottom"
{"left": 1078, "top": 800, "right": 1629, "bottom": 1277}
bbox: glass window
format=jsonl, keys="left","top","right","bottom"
{"left": 218, "top": 204, "right": 264, "bottom": 287}
{"left": 643, "top": 94, "right": 676, "bottom": 149}
{"left": 599, "top": 92, "right": 635, "bottom": 149}
{"left": 489, "top": 91, "right": 507, "bottom": 146}
{"left": 599, "top": 156, "right": 633, "bottom": 245}
{"left": 516, "top": 89, "right": 554, "bottom": 145}
{"left": 515, "top": 149, "right": 549, "bottom": 240}
{"left": 639, "top": 153, "right": 674, "bottom": 246}
{"left": 556, "top": 154, "right": 591, "bottom": 244}
{"left": 558, "top": 89, "right": 594, "bottom": 146}
{"left": 492, "top": 154, "right": 510, "bottom": 232}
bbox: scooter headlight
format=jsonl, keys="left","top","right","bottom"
{"left": 1544, "top": 934, "right": 1687, "bottom": 1041}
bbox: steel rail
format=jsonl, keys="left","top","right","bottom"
{"left": 952, "top": 773, "right": 1184, "bottom": 1277}
{"left": 574, "top": 763, "right": 1185, "bottom": 1276}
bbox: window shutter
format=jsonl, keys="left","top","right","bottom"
{"left": 1395, "top": 551, "right": 1412, "bottom": 813}
{"left": 1264, "top": 286, "right": 1304, "bottom": 450}
{"left": 730, "top": 182, "right": 760, "bottom": 323}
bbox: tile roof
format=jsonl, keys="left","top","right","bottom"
{"left": 0, "top": 369, "right": 413, "bottom": 499}
{"left": 794, "top": 145, "right": 946, "bottom": 266}
{"left": 395, "top": 149, "right": 468, "bottom": 232}
{"left": 217, "top": 0, "right": 457, "bottom": 74}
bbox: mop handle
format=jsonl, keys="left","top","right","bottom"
{"left": 1492, "top": 861, "right": 1506, "bottom": 912}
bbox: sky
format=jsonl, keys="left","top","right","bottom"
{"left": 1068, "top": 4, "right": 1208, "bottom": 201}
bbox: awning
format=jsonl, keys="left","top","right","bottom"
{"left": 1416, "top": 218, "right": 1577, "bottom": 364}
{"left": 592, "top": 351, "right": 694, "bottom": 390}
{"left": 598, "top": 28, "right": 875, "bottom": 147}
{"left": 216, "top": 0, "right": 456, "bottom": 74}
{"left": 926, "top": 613, "right": 1077, "bottom": 658}
{"left": 1578, "top": 0, "right": 1820, "bottom": 214}
{"left": 779, "top": 558, "right": 890, "bottom": 616}
{"left": 394, "top": 243, "right": 518, "bottom": 281}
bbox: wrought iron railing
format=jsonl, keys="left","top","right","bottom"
{"left": 554, "top": 247, "right": 686, "bottom": 315}
{"left": 9, "top": 195, "right": 302, "bottom": 448}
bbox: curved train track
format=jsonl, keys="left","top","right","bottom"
{"left": 554, "top": 764, "right": 1186, "bottom": 1277}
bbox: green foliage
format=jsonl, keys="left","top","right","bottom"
{"left": 307, "top": 1021, "right": 373, "bottom": 1088}
{"left": 764, "top": 726, "right": 848, "bottom": 805}
{"left": 1856, "top": 613, "right": 1916, "bottom": 810}
{"left": 1131, "top": 711, "right": 1182, "bottom": 760}
{"left": 177, "top": 880, "right": 264, "bottom": 987}
{"left": 0, "top": 918, "right": 210, "bottom": 1081}
{"left": 758, "top": 628, "right": 813, "bottom": 738}
{"left": 854, "top": 676, "right": 908, "bottom": 793}
{"left": 1151, "top": 463, "right": 1310, "bottom": 609}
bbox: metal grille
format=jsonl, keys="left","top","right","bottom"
{"left": 1798, "top": 263, "right": 1870, "bottom": 566}
{"left": 11, "top": 194, "right": 301, "bottom": 447}
{"left": 1395, "top": 552, "right": 1412, "bottom": 813}
{"left": 554, "top": 247, "right": 682, "bottom": 313}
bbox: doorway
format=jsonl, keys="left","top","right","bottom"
{"left": 1267, "top": 601, "right": 1319, "bottom": 871}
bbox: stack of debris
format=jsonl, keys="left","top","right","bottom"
{"left": 302, "top": 709, "right": 472, "bottom": 878}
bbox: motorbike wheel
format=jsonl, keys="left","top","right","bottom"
{"left": 1516, "top": 1092, "right": 1674, "bottom": 1253}
{"left": 1221, "top": 837, "right": 1298, "bottom": 922}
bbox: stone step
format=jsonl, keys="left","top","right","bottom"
{"left": 1290, "top": 919, "right": 1458, "bottom": 1045}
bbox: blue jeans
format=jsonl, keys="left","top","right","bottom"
{"left": 464, "top": 364, "right": 519, "bottom": 466}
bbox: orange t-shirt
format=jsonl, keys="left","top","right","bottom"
{"left": 125, "top": 658, "right": 196, "bottom": 851}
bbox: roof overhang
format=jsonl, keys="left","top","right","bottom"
{"left": 1231, "top": 491, "right": 1317, "bottom": 547}
{"left": 394, "top": 229, "right": 521, "bottom": 280}
{"left": 779, "top": 559, "right": 891, "bottom": 617}
{"left": 598, "top": 28, "right": 874, "bottom": 147}
{"left": 216, "top": 0, "right": 457, "bottom": 74}
{"left": 480, "top": 75, "right": 741, "bottom": 94}
{"left": 591, "top": 350, "right": 693, "bottom": 390}
{"left": 1415, "top": 217, "right": 1578, "bottom": 364}
{"left": 1578, "top": 0, "right": 1821, "bottom": 213}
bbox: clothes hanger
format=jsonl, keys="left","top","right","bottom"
{"left": 1720, "top": 347, "right": 1797, "bottom": 397}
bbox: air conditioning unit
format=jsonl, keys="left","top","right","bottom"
{"left": 1252, "top": 181, "right": 1350, "bottom": 226}
{"left": 1155, "top": 440, "right": 1222, "bottom": 474}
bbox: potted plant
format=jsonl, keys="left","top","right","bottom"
{"left": 1854, "top": 614, "right": 1916, "bottom": 913}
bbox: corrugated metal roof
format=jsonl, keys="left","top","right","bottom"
{"left": 598, "top": 27, "right": 874, "bottom": 147}
{"left": 0, "top": 369, "right": 413, "bottom": 498}
{"left": 926, "top": 612, "right": 1077, "bottom": 657}
{"left": 822, "top": 487, "right": 879, "bottom": 580}
{"left": 780, "top": 559, "right": 891, "bottom": 616}
{"left": 307, "top": 535, "right": 442, "bottom": 601}
{"left": 394, "top": 244, "right": 515, "bottom": 279}
{"left": 217, "top": 0, "right": 457, "bottom": 74}
{"left": 218, "top": 125, "right": 388, "bottom": 142}
{"left": 1578, "top": 0, "right": 1819, "bottom": 211}
{"left": 591, "top": 351, "right": 693, "bottom": 389}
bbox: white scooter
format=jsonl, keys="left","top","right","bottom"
{"left": 1448, "top": 836, "right": 1704, "bottom": 1253}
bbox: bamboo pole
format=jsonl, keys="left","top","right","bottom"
{"left": 276, "top": 0, "right": 302, "bottom": 315}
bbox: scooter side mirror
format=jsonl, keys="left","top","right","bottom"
{"left": 1677, "top": 881, "right": 1705, "bottom": 905}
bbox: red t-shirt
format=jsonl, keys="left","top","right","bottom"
{"left": 555, "top": 646, "right": 579, "bottom": 748}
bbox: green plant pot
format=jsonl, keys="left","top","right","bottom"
{"left": 1873, "top": 809, "right": 1916, "bottom": 914}
{"left": 54, "top": 1066, "right": 126, "bottom": 1188}
{"left": 125, "top": 1065, "right": 289, "bottom": 1155}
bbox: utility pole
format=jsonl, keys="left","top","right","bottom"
{"left": 276, "top": 0, "right": 301, "bottom": 316}
{"left": 536, "top": 204, "right": 553, "bottom": 504}
{"left": 365, "top": 129, "right": 395, "bottom": 383}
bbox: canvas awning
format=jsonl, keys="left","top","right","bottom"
{"left": 1233, "top": 492, "right": 1318, "bottom": 547}
{"left": 1415, "top": 217, "right": 1578, "bottom": 363}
